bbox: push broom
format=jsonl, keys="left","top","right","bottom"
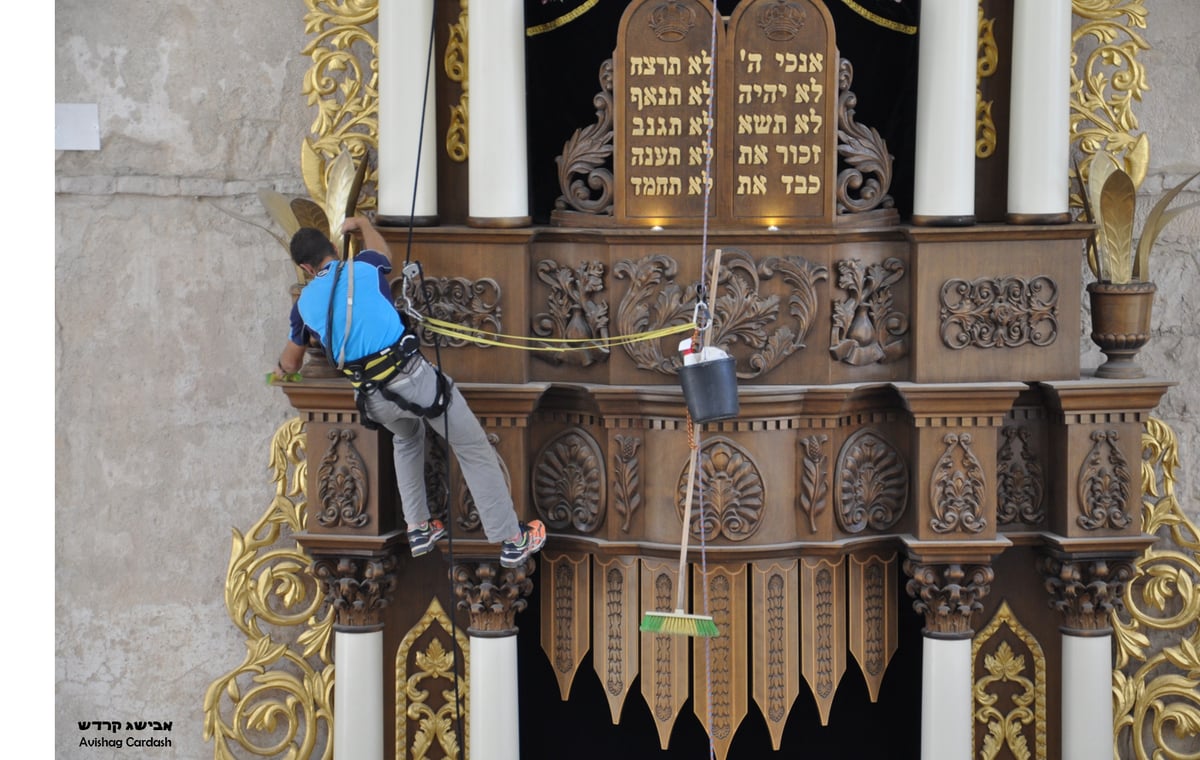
{"left": 639, "top": 249, "right": 724, "bottom": 638}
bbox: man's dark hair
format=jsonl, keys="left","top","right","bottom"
{"left": 290, "top": 227, "right": 335, "bottom": 269}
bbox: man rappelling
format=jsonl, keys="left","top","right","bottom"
{"left": 276, "top": 215, "right": 546, "bottom": 567}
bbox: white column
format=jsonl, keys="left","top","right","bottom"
{"left": 912, "top": 0, "right": 978, "bottom": 225}
{"left": 920, "top": 637, "right": 972, "bottom": 760}
{"left": 333, "top": 630, "right": 384, "bottom": 760}
{"left": 467, "top": 0, "right": 530, "bottom": 226}
{"left": 469, "top": 635, "right": 520, "bottom": 760}
{"left": 377, "top": 0, "right": 438, "bottom": 225}
{"left": 1062, "top": 633, "right": 1114, "bottom": 760}
{"left": 1007, "top": 0, "right": 1071, "bottom": 222}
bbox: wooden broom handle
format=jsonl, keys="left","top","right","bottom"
{"left": 674, "top": 444, "right": 699, "bottom": 611}
{"left": 699, "top": 248, "right": 723, "bottom": 349}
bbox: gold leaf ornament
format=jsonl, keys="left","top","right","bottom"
{"left": 1099, "top": 168, "right": 1136, "bottom": 283}
{"left": 1133, "top": 169, "right": 1200, "bottom": 281}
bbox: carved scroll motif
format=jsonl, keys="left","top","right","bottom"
{"left": 534, "top": 429, "right": 606, "bottom": 533}
{"left": 615, "top": 250, "right": 827, "bottom": 378}
{"left": 798, "top": 434, "right": 829, "bottom": 532}
{"left": 403, "top": 275, "right": 501, "bottom": 348}
{"left": 444, "top": 2, "right": 468, "bottom": 162}
{"left": 533, "top": 259, "right": 611, "bottom": 367}
{"left": 395, "top": 598, "right": 470, "bottom": 760}
{"left": 615, "top": 254, "right": 700, "bottom": 375}
{"left": 835, "top": 429, "right": 908, "bottom": 533}
{"left": 556, "top": 59, "right": 615, "bottom": 215}
{"left": 971, "top": 602, "right": 1047, "bottom": 760}
{"left": 930, "top": 433, "right": 988, "bottom": 535}
{"left": 997, "top": 425, "right": 1045, "bottom": 527}
{"left": 835, "top": 57, "right": 895, "bottom": 214}
{"left": 316, "top": 428, "right": 369, "bottom": 528}
{"left": 975, "top": 5, "right": 999, "bottom": 159}
{"left": 679, "top": 437, "right": 765, "bottom": 542}
{"left": 1077, "top": 429, "right": 1132, "bottom": 530}
{"left": 830, "top": 257, "right": 909, "bottom": 365}
{"left": 612, "top": 435, "right": 642, "bottom": 533}
{"left": 939, "top": 276, "right": 1059, "bottom": 350}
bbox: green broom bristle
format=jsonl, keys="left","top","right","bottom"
{"left": 640, "top": 609, "right": 719, "bottom": 637}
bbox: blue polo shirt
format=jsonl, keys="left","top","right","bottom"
{"left": 288, "top": 250, "right": 405, "bottom": 362}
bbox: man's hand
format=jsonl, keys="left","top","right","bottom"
{"left": 341, "top": 214, "right": 392, "bottom": 261}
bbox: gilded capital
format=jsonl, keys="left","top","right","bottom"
{"left": 903, "top": 560, "right": 994, "bottom": 639}
{"left": 452, "top": 559, "right": 535, "bottom": 635}
{"left": 311, "top": 554, "right": 399, "bottom": 631}
{"left": 1038, "top": 554, "right": 1135, "bottom": 635}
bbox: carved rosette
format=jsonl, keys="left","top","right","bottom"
{"left": 904, "top": 561, "right": 994, "bottom": 638}
{"left": 532, "top": 259, "right": 611, "bottom": 367}
{"left": 798, "top": 434, "right": 829, "bottom": 533}
{"left": 1077, "top": 429, "right": 1133, "bottom": 530}
{"left": 835, "top": 429, "right": 908, "bottom": 533}
{"left": 930, "top": 433, "right": 988, "bottom": 535}
{"left": 403, "top": 275, "right": 502, "bottom": 348}
{"left": 452, "top": 560, "right": 534, "bottom": 635}
{"left": 939, "top": 276, "right": 1059, "bottom": 350}
{"left": 534, "top": 429, "right": 606, "bottom": 533}
{"left": 556, "top": 59, "right": 615, "bottom": 215}
{"left": 1039, "top": 555, "right": 1134, "bottom": 634}
{"left": 311, "top": 554, "right": 399, "bottom": 630}
{"left": 835, "top": 58, "right": 895, "bottom": 214}
{"left": 678, "top": 437, "right": 765, "bottom": 542}
{"left": 997, "top": 425, "right": 1045, "bottom": 527}
{"left": 316, "top": 428, "right": 369, "bottom": 528}
{"left": 612, "top": 434, "right": 642, "bottom": 533}
{"left": 830, "top": 257, "right": 909, "bottom": 366}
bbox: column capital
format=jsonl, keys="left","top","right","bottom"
{"left": 1038, "top": 553, "right": 1135, "bottom": 635}
{"left": 451, "top": 558, "right": 536, "bottom": 636}
{"left": 902, "top": 559, "right": 994, "bottom": 639}
{"left": 311, "top": 552, "right": 400, "bottom": 632}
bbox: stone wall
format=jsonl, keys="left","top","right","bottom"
{"left": 55, "top": 2, "right": 1199, "bottom": 758}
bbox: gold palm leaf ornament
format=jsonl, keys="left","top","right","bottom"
{"left": 1098, "top": 168, "right": 1136, "bottom": 284}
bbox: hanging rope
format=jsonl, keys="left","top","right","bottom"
{"left": 697, "top": 5, "right": 721, "bottom": 760}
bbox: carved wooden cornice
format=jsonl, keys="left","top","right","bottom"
{"left": 903, "top": 559, "right": 995, "bottom": 639}
{"left": 311, "top": 552, "right": 400, "bottom": 631}
{"left": 1038, "top": 554, "right": 1137, "bottom": 636}
{"left": 451, "top": 559, "right": 536, "bottom": 636}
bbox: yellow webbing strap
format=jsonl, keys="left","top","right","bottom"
{"left": 418, "top": 317, "right": 697, "bottom": 352}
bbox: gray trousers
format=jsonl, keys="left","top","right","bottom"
{"left": 361, "top": 356, "right": 520, "bottom": 543}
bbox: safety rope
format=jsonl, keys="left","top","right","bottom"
{"left": 414, "top": 316, "right": 696, "bottom": 352}
{"left": 697, "top": 5, "right": 720, "bottom": 760}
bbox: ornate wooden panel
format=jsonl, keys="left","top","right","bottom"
{"left": 752, "top": 559, "right": 800, "bottom": 749}
{"left": 539, "top": 550, "right": 591, "bottom": 700}
{"left": 971, "top": 600, "right": 1047, "bottom": 760}
{"left": 639, "top": 557, "right": 689, "bottom": 749}
{"left": 692, "top": 562, "right": 749, "bottom": 760}
{"left": 800, "top": 555, "right": 846, "bottom": 725}
{"left": 722, "top": 0, "right": 837, "bottom": 224}
{"left": 395, "top": 597, "right": 470, "bottom": 760}
{"left": 848, "top": 551, "right": 898, "bottom": 703}
{"left": 592, "top": 554, "right": 641, "bottom": 724}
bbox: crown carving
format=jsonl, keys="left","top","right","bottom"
{"left": 649, "top": 0, "right": 697, "bottom": 43}
{"left": 758, "top": 0, "right": 807, "bottom": 42}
